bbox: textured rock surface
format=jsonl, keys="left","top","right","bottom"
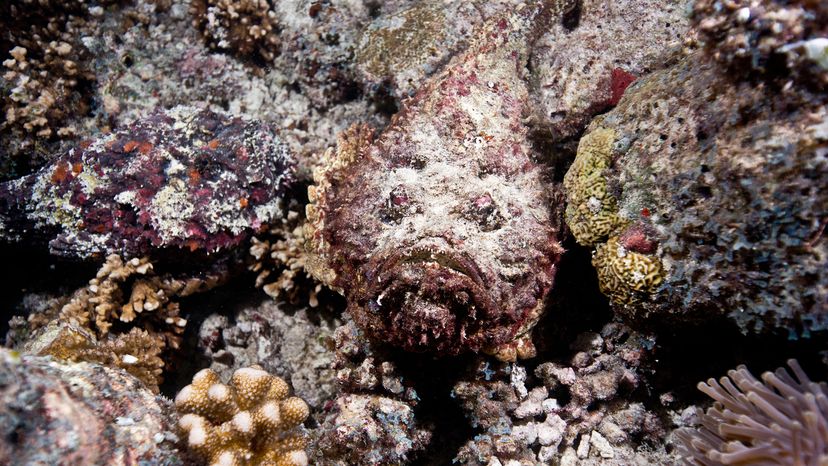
{"left": 563, "top": 4, "right": 828, "bottom": 333}
{"left": 198, "top": 298, "right": 339, "bottom": 413}
{"left": 529, "top": 0, "right": 690, "bottom": 141}
{"left": 453, "top": 325, "right": 676, "bottom": 465}
{"left": 313, "top": 393, "right": 431, "bottom": 465}
{"left": 0, "top": 107, "right": 295, "bottom": 259}
{"left": 0, "top": 349, "right": 181, "bottom": 465}
{"left": 306, "top": 2, "right": 565, "bottom": 358}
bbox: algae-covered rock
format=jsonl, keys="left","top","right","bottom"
{"left": 564, "top": 49, "right": 827, "bottom": 334}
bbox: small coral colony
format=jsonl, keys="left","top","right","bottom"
{"left": 1, "top": 0, "right": 826, "bottom": 465}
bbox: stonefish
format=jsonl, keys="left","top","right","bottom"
{"left": 305, "top": 1, "right": 567, "bottom": 360}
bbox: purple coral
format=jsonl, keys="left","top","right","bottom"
{"left": 0, "top": 106, "right": 295, "bottom": 259}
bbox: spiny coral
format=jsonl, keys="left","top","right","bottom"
{"left": 249, "top": 207, "right": 320, "bottom": 306}
{"left": 0, "top": 106, "right": 295, "bottom": 259}
{"left": 24, "top": 322, "right": 166, "bottom": 393}
{"left": 674, "top": 359, "right": 828, "bottom": 466}
{"left": 175, "top": 366, "right": 310, "bottom": 466}
{"left": 305, "top": 2, "right": 564, "bottom": 358}
{"left": 563, "top": 127, "right": 626, "bottom": 247}
{"left": 190, "top": 0, "right": 281, "bottom": 64}
{"left": 592, "top": 237, "right": 664, "bottom": 306}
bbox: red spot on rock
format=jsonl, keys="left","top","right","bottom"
{"left": 138, "top": 142, "right": 153, "bottom": 155}
{"left": 609, "top": 68, "right": 636, "bottom": 106}
{"left": 72, "top": 163, "right": 83, "bottom": 175}
{"left": 239, "top": 197, "right": 249, "bottom": 208}
{"left": 51, "top": 163, "right": 69, "bottom": 184}
{"left": 641, "top": 207, "right": 651, "bottom": 217}
{"left": 205, "top": 139, "right": 220, "bottom": 150}
{"left": 123, "top": 140, "right": 140, "bottom": 153}
{"left": 619, "top": 224, "right": 658, "bottom": 254}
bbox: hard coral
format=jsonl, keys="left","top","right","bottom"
{"left": 305, "top": 2, "right": 564, "bottom": 359}
{"left": 176, "top": 366, "right": 310, "bottom": 466}
{"left": 190, "top": 0, "right": 281, "bottom": 64}
{"left": 0, "top": 1, "right": 110, "bottom": 176}
{"left": 567, "top": 44, "right": 828, "bottom": 332}
{"left": 0, "top": 106, "right": 295, "bottom": 259}
{"left": 24, "top": 322, "right": 166, "bottom": 393}
{"left": 592, "top": 237, "right": 664, "bottom": 306}
{"left": 675, "top": 359, "right": 828, "bottom": 466}
{"left": 249, "top": 207, "right": 321, "bottom": 306}
{"left": 563, "top": 127, "right": 626, "bottom": 247}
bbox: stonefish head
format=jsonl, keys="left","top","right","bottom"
{"left": 305, "top": 2, "right": 565, "bottom": 360}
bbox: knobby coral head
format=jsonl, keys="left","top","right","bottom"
{"left": 306, "top": 2, "right": 565, "bottom": 359}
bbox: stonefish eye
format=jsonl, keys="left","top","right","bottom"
{"left": 465, "top": 193, "right": 504, "bottom": 231}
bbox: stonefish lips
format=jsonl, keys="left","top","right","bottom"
{"left": 304, "top": 2, "right": 565, "bottom": 359}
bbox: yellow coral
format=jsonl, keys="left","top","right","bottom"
{"left": 25, "top": 322, "right": 166, "bottom": 392}
{"left": 563, "top": 127, "right": 628, "bottom": 246}
{"left": 176, "top": 366, "right": 310, "bottom": 466}
{"left": 592, "top": 237, "right": 664, "bottom": 305}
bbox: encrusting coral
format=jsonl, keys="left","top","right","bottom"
{"left": 175, "top": 366, "right": 310, "bottom": 466}
{"left": 592, "top": 237, "right": 664, "bottom": 306}
{"left": 190, "top": 0, "right": 282, "bottom": 64}
{"left": 563, "top": 127, "right": 626, "bottom": 247}
{"left": 674, "top": 359, "right": 828, "bottom": 466}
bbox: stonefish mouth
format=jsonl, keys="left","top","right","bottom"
{"left": 352, "top": 248, "right": 515, "bottom": 354}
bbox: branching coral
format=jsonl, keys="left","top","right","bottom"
{"left": 190, "top": 0, "right": 281, "bottom": 63}
{"left": 175, "top": 366, "right": 310, "bottom": 466}
{"left": 675, "top": 359, "right": 828, "bottom": 466}
{"left": 249, "top": 208, "right": 321, "bottom": 306}
{"left": 22, "top": 254, "right": 225, "bottom": 392}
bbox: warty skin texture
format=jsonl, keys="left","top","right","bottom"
{"left": 306, "top": 1, "right": 566, "bottom": 359}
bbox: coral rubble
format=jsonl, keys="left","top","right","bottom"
{"left": 0, "top": 348, "right": 180, "bottom": 465}
{"left": 190, "top": 0, "right": 282, "bottom": 63}
{"left": 305, "top": 2, "right": 564, "bottom": 359}
{"left": 175, "top": 366, "right": 310, "bottom": 466}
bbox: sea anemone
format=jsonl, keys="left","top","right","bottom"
{"left": 675, "top": 359, "right": 828, "bottom": 465}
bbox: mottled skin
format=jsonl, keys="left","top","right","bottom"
{"left": 307, "top": 2, "right": 566, "bottom": 358}
{"left": 0, "top": 107, "right": 294, "bottom": 259}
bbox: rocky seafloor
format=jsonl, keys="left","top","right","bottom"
{"left": 1, "top": 0, "right": 826, "bottom": 465}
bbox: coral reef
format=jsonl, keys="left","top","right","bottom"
{"left": 563, "top": 0, "right": 828, "bottom": 332}
{"left": 24, "top": 322, "right": 166, "bottom": 394}
{"left": 249, "top": 204, "right": 321, "bottom": 306}
{"left": 190, "top": 0, "right": 282, "bottom": 64}
{"left": 0, "top": 106, "right": 295, "bottom": 259}
{"left": 198, "top": 298, "right": 338, "bottom": 412}
{"left": 314, "top": 393, "right": 431, "bottom": 465}
{"left": 18, "top": 254, "right": 226, "bottom": 392}
{"left": 675, "top": 359, "right": 828, "bottom": 465}
{"left": 305, "top": 2, "right": 564, "bottom": 358}
{"left": 529, "top": 0, "right": 689, "bottom": 141}
{"left": 691, "top": 0, "right": 828, "bottom": 83}
{"left": 175, "top": 366, "right": 310, "bottom": 466}
{"left": 0, "top": 0, "right": 110, "bottom": 177}
{"left": 453, "top": 324, "right": 676, "bottom": 465}
{"left": 0, "top": 348, "right": 180, "bottom": 464}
